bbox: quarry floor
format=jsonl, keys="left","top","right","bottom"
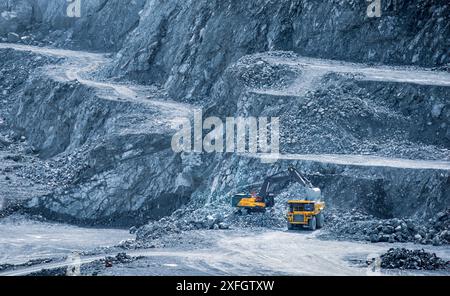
{"left": 0, "top": 216, "right": 449, "bottom": 276}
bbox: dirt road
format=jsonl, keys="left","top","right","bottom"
{"left": 0, "top": 43, "right": 191, "bottom": 123}
{"left": 1, "top": 225, "right": 449, "bottom": 276}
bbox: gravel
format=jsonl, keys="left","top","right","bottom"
{"left": 372, "top": 248, "right": 450, "bottom": 270}
{"left": 321, "top": 208, "right": 450, "bottom": 246}
{"left": 0, "top": 257, "right": 55, "bottom": 273}
{"left": 25, "top": 253, "right": 143, "bottom": 276}
{"left": 135, "top": 204, "right": 232, "bottom": 241}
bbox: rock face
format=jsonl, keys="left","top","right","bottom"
{"left": 0, "top": 0, "right": 75, "bottom": 36}
{"left": 0, "top": 48, "right": 201, "bottom": 226}
{"left": 110, "top": 0, "right": 450, "bottom": 101}
{"left": 0, "top": 0, "right": 145, "bottom": 50}
{"left": 0, "top": 2, "right": 449, "bottom": 229}
{"left": 65, "top": 0, "right": 146, "bottom": 51}
{"left": 2, "top": 44, "right": 449, "bottom": 227}
{"left": 10, "top": 75, "right": 198, "bottom": 226}
{"left": 210, "top": 52, "right": 450, "bottom": 157}
{"left": 0, "top": 0, "right": 33, "bottom": 36}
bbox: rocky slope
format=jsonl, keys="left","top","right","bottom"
{"left": 0, "top": 49, "right": 61, "bottom": 213}
{"left": 1, "top": 42, "right": 449, "bottom": 228}
{"left": 109, "top": 0, "right": 450, "bottom": 102}
{"left": 0, "top": 46, "right": 200, "bottom": 226}
{"left": 208, "top": 52, "right": 450, "bottom": 159}
{"left": 0, "top": 1, "right": 448, "bottom": 233}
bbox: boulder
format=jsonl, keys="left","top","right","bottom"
{"left": 7, "top": 32, "right": 20, "bottom": 43}
{"left": 218, "top": 222, "right": 230, "bottom": 230}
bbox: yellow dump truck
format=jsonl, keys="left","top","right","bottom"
{"left": 287, "top": 200, "right": 325, "bottom": 231}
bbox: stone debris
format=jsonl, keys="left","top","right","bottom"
{"left": 322, "top": 209, "right": 450, "bottom": 246}
{"left": 0, "top": 258, "right": 54, "bottom": 273}
{"left": 231, "top": 56, "right": 450, "bottom": 161}
{"left": 136, "top": 205, "right": 232, "bottom": 241}
{"left": 103, "top": 253, "right": 136, "bottom": 267}
{"left": 373, "top": 248, "right": 450, "bottom": 271}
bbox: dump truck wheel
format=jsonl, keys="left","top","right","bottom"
{"left": 316, "top": 213, "right": 324, "bottom": 229}
{"left": 287, "top": 222, "right": 293, "bottom": 231}
{"left": 308, "top": 216, "right": 317, "bottom": 231}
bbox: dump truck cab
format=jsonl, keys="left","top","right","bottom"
{"left": 287, "top": 200, "right": 325, "bottom": 231}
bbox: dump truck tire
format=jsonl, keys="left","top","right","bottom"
{"left": 316, "top": 213, "right": 324, "bottom": 229}
{"left": 309, "top": 216, "right": 317, "bottom": 231}
{"left": 287, "top": 222, "right": 293, "bottom": 230}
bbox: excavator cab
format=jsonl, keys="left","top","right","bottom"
{"left": 232, "top": 192, "right": 275, "bottom": 214}
{"left": 287, "top": 200, "right": 325, "bottom": 231}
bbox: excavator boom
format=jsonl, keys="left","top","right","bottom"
{"left": 233, "top": 166, "right": 321, "bottom": 212}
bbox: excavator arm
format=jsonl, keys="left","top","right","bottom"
{"left": 258, "top": 166, "right": 321, "bottom": 206}
{"left": 233, "top": 166, "right": 321, "bottom": 211}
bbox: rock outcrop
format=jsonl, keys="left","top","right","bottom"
{"left": 0, "top": 0, "right": 145, "bottom": 50}
{"left": 0, "top": 1, "right": 448, "bottom": 228}
{"left": 110, "top": 0, "right": 450, "bottom": 102}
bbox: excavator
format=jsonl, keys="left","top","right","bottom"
{"left": 232, "top": 166, "right": 325, "bottom": 230}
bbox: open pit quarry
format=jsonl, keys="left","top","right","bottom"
{"left": 0, "top": 0, "right": 449, "bottom": 276}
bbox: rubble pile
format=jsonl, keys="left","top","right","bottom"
{"left": 136, "top": 176, "right": 448, "bottom": 246}
{"left": 232, "top": 55, "right": 299, "bottom": 90}
{"left": 1, "top": 32, "right": 46, "bottom": 47}
{"left": 378, "top": 248, "right": 449, "bottom": 270}
{"left": 323, "top": 209, "right": 450, "bottom": 246}
{"left": 135, "top": 204, "right": 232, "bottom": 241}
{"left": 215, "top": 50, "right": 450, "bottom": 162}
{"left": 0, "top": 258, "right": 53, "bottom": 273}
{"left": 103, "top": 253, "right": 139, "bottom": 267}
{"left": 227, "top": 211, "right": 285, "bottom": 230}
{"left": 135, "top": 199, "right": 288, "bottom": 242}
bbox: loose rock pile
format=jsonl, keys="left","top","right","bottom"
{"left": 377, "top": 248, "right": 449, "bottom": 270}
{"left": 229, "top": 53, "right": 450, "bottom": 162}
{"left": 103, "top": 253, "right": 138, "bottom": 267}
{"left": 135, "top": 204, "right": 232, "bottom": 241}
{"left": 1, "top": 32, "right": 46, "bottom": 47}
{"left": 232, "top": 55, "right": 299, "bottom": 90}
{"left": 227, "top": 211, "right": 285, "bottom": 230}
{"left": 135, "top": 197, "right": 288, "bottom": 242}
{"left": 0, "top": 258, "right": 54, "bottom": 273}
{"left": 136, "top": 180, "right": 449, "bottom": 247}
{"left": 323, "top": 209, "right": 450, "bottom": 246}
